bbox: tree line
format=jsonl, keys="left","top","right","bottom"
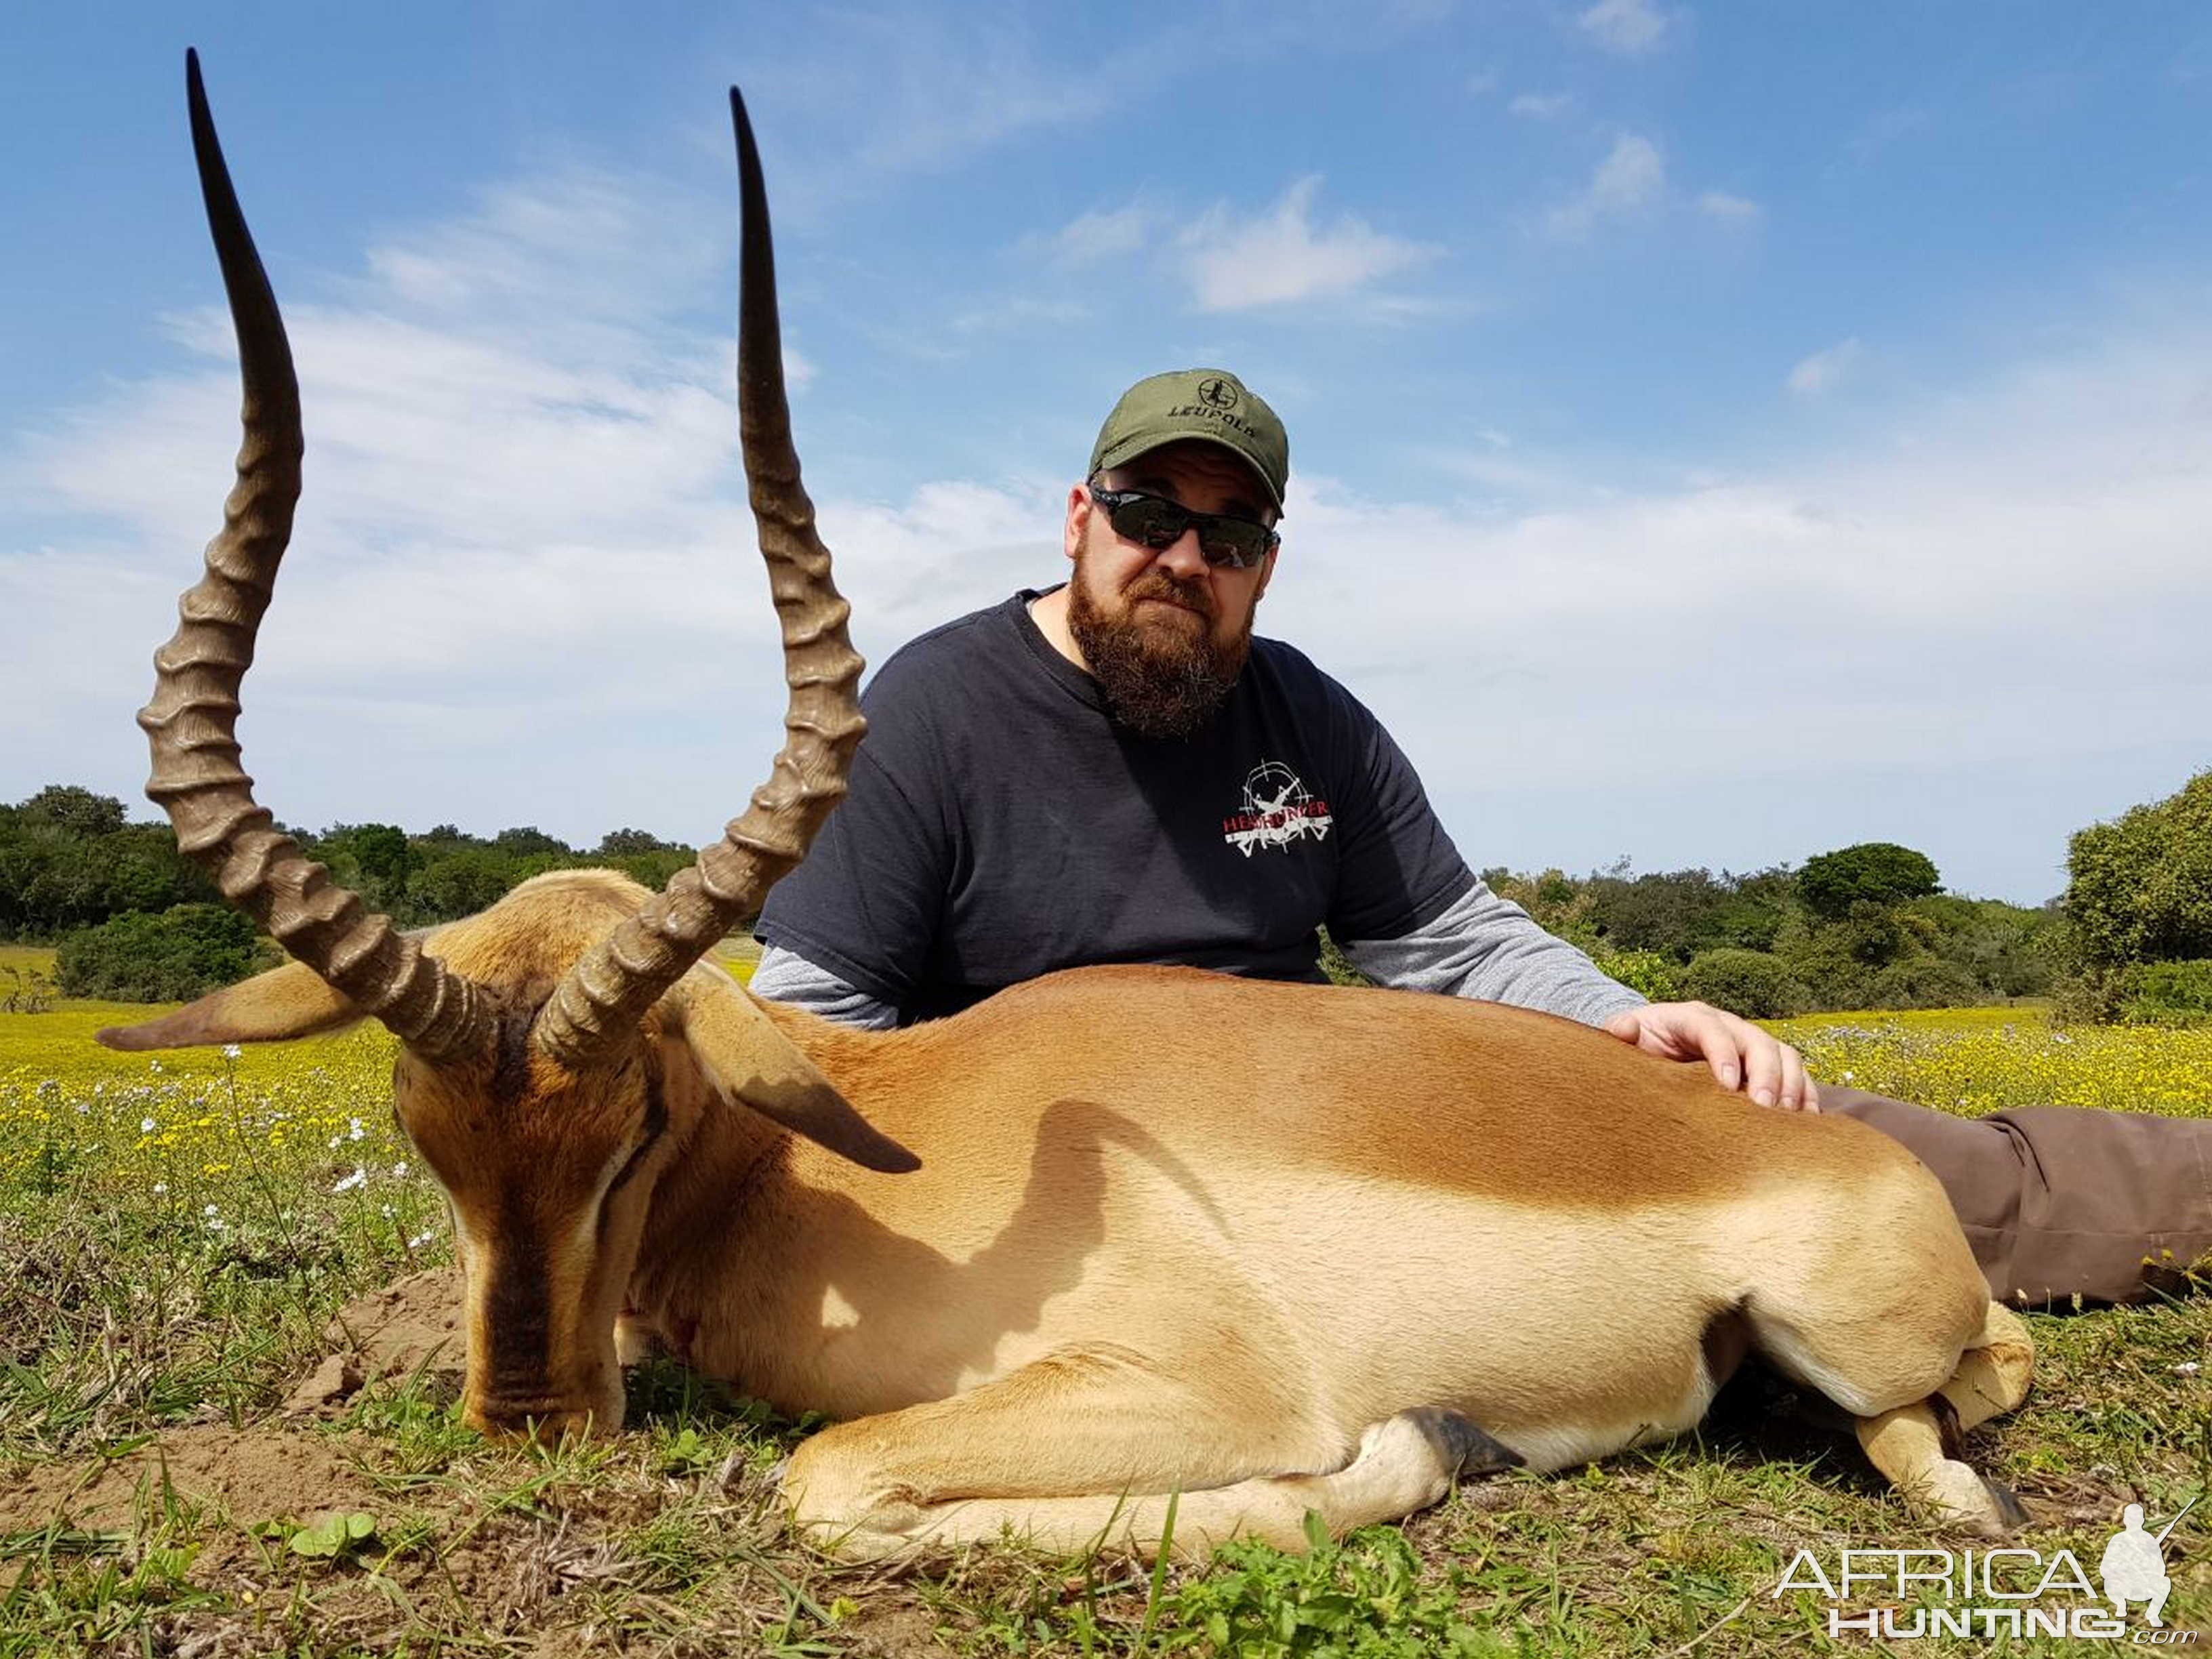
{"left": 1, "top": 784, "right": 694, "bottom": 1002}
{"left": 7, "top": 769, "right": 2207, "bottom": 1021}
{"left": 1480, "top": 769, "right": 2212, "bottom": 1025}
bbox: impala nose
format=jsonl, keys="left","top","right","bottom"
{"left": 466, "top": 1397, "right": 609, "bottom": 1441}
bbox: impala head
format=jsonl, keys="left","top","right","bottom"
{"left": 99, "top": 53, "right": 914, "bottom": 1439}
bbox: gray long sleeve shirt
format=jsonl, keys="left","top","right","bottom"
{"left": 754, "top": 876, "right": 1647, "bottom": 1031}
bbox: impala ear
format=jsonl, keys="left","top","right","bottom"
{"left": 96, "top": 959, "right": 365, "bottom": 1050}
{"left": 670, "top": 966, "right": 918, "bottom": 1174}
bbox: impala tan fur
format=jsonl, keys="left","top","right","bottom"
{"left": 107, "top": 54, "right": 2034, "bottom": 1564}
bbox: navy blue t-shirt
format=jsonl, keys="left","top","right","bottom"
{"left": 755, "top": 591, "right": 1474, "bottom": 1023}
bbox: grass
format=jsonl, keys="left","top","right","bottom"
{"left": 1, "top": 993, "right": 2207, "bottom": 1654}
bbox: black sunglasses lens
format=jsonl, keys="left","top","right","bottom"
{"left": 1107, "top": 495, "right": 1190, "bottom": 549}
{"left": 1196, "top": 523, "right": 1269, "bottom": 569}
{"left": 1099, "top": 489, "right": 1271, "bottom": 568}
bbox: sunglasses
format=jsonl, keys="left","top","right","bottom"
{"left": 1087, "top": 486, "right": 1279, "bottom": 571}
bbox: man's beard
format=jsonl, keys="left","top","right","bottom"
{"left": 1067, "top": 566, "right": 1254, "bottom": 740}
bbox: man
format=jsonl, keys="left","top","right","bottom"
{"left": 756, "top": 367, "right": 2212, "bottom": 1307}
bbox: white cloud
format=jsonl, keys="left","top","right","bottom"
{"left": 1181, "top": 177, "right": 1434, "bottom": 312}
{"left": 1788, "top": 337, "right": 1865, "bottom": 396}
{"left": 1263, "top": 325, "right": 2212, "bottom": 897}
{"left": 1578, "top": 0, "right": 1672, "bottom": 54}
{"left": 1509, "top": 91, "right": 1574, "bottom": 120}
{"left": 1696, "top": 190, "right": 1761, "bottom": 221}
{"left": 1543, "top": 134, "right": 1666, "bottom": 238}
{"left": 1591, "top": 136, "right": 1666, "bottom": 209}
{"left": 1039, "top": 202, "right": 1154, "bottom": 266}
{"left": 1420, "top": 430, "right": 1605, "bottom": 504}
{"left": 731, "top": 12, "right": 1124, "bottom": 220}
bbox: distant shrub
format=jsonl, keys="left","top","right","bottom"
{"left": 56, "top": 904, "right": 264, "bottom": 1002}
{"left": 1798, "top": 842, "right": 1941, "bottom": 922}
{"left": 1315, "top": 927, "right": 1370, "bottom": 988}
{"left": 1866, "top": 956, "right": 1984, "bottom": 1011}
{"left": 1681, "top": 949, "right": 1811, "bottom": 1019}
{"left": 2116, "top": 959, "right": 2212, "bottom": 1029}
{"left": 2064, "top": 769, "right": 2212, "bottom": 970}
{"left": 1593, "top": 947, "right": 1679, "bottom": 1003}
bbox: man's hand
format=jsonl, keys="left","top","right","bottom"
{"left": 1603, "top": 1001, "right": 1820, "bottom": 1112}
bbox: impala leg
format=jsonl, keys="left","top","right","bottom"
{"left": 1854, "top": 1303, "right": 2034, "bottom": 1536}
{"left": 1936, "top": 1302, "right": 2034, "bottom": 1431}
{"left": 782, "top": 1355, "right": 1519, "bottom": 1562}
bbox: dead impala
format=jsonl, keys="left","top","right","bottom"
{"left": 106, "top": 54, "right": 2032, "bottom": 1561}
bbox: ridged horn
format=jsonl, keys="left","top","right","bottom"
{"left": 531, "top": 88, "right": 867, "bottom": 1069}
{"left": 136, "top": 50, "right": 493, "bottom": 1064}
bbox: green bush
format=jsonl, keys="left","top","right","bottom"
{"left": 2116, "top": 959, "right": 2212, "bottom": 1028}
{"left": 1866, "top": 955, "right": 1984, "bottom": 1010}
{"left": 2065, "top": 769, "right": 2212, "bottom": 970}
{"left": 56, "top": 904, "right": 267, "bottom": 1002}
{"left": 1680, "top": 949, "right": 1811, "bottom": 1019}
{"left": 1798, "top": 842, "right": 1941, "bottom": 922}
{"left": 1593, "top": 947, "right": 1679, "bottom": 1002}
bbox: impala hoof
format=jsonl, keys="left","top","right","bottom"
{"left": 1401, "top": 1406, "right": 1525, "bottom": 1479}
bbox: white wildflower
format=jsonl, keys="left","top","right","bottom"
{"left": 407, "top": 1228, "right": 436, "bottom": 1250}
{"left": 140, "top": 1117, "right": 157, "bottom": 1134}
{"left": 222, "top": 1044, "right": 242, "bottom": 1061}
{"left": 152, "top": 1183, "right": 167, "bottom": 1195}
{"left": 392, "top": 1161, "right": 409, "bottom": 1178}
{"left": 203, "top": 1203, "right": 220, "bottom": 1216}
{"left": 333, "top": 1166, "right": 367, "bottom": 1194}
{"left": 347, "top": 1117, "right": 365, "bottom": 1142}
{"left": 380, "top": 1204, "right": 394, "bottom": 1218}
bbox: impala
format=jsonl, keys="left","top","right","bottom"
{"left": 105, "top": 54, "right": 2032, "bottom": 1561}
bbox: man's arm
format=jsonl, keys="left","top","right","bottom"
{"left": 1340, "top": 878, "right": 1646, "bottom": 1029}
{"left": 750, "top": 944, "right": 901, "bottom": 1030}
{"left": 1341, "top": 878, "right": 1817, "bottom": 1111}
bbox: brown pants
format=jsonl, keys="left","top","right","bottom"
{"left": 1825, "top": 1089, "right": 2212, "bottom": 1306}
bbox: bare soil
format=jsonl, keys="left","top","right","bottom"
{"left": 294, "top": 1263, "right": 468, "bottom": 1410}
{"left": 0, "top": 1424, "right": 384, "bottom": 1543}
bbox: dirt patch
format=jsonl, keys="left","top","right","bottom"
{"left": 835, "top": 1601, "right": 959, "bottom": 1656}
{"left": 286, "top": 1264, "right": 467, "bottom": 1413}
{"left": 0, "top": 1423, "right": 383, "bottom": 1536}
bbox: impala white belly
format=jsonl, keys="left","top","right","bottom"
{"left": 990, "top": 1168, "right": 1787, "bottom": 1469}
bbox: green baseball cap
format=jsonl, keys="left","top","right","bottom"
{"left": 1088, "top": 368, "right": 1289, "bottom": 514}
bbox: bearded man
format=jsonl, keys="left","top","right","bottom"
{"left": 754, "top": 368, "right": 2212, "bottom": 1306}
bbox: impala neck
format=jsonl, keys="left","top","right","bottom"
{"left": 624, "top": 1004, "right": 893, "bottom": 1374}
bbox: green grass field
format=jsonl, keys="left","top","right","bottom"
{"left": 2, "top": 979, "right": 2207, "bottom": 1655}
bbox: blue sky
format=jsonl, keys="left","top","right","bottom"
{"left": 5, "top": 2, "right": 2209, "bottom": 904}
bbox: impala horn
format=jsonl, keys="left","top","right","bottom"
{"left": 531, "top": 89, "right": 866, "bottom": 1069}
{"left": 129, "top": 49, "right": 492, "bottom": 1063}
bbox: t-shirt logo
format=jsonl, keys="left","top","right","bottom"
{"left": 1222, "top": 760, "right": 1334, "bottom": 857}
